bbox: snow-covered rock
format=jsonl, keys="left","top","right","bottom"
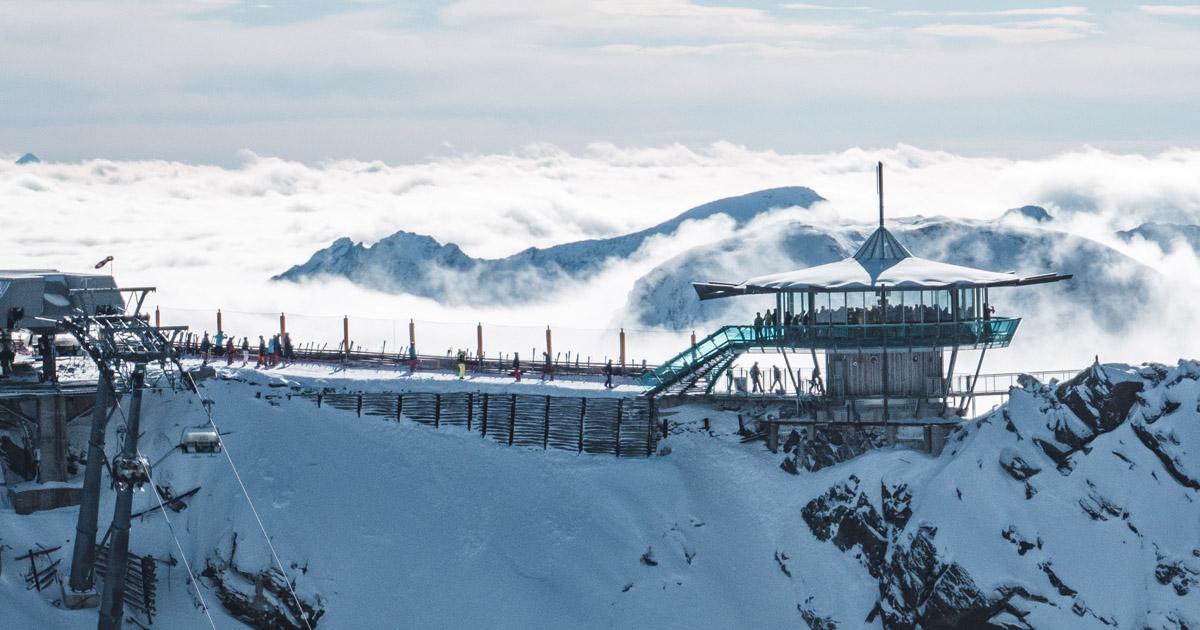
{"left": 1118, "top": 222, "right": 1200, "bottom": 255}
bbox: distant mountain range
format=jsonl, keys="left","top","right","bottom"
{"left": 1117, "top": 222, "right": 1200, "bottom": 254}
{"left": 274, "top": 186, "right": 824, "bottom": 303}
{"left": 277, "top": 190, "right": 1160, "bottom": 333}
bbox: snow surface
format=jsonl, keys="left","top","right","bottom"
{"left": 3, "top": 360, "right": 1200, "bottom": 628}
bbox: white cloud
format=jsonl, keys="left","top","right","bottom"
{"left": 915, "top": 17, "right": 1100, "bottom": 43}
{"left": 1138, "top": 4, "right": 1200, "bottom": 16}
{"left": 897, "top": 6, "right": 1089, "bottom": 17}
{"left": 4, "top": 142, "right": 1200, "bottom": 371}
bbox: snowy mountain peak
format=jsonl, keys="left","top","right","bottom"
{"left": 15, "top": 152, "right": 40, "bottom": 165}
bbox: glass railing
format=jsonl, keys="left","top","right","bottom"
{"left": 641, "top": 318, "right": 1021, "bottom": 393}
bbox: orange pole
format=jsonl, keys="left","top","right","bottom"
{"left": 279, "top": 312, "right": 286, "bottom": 338}
{"left": 343, "top": 315, "right": 350, "bottom": 354}
{"left": 216, "top": 308, "right": 223, "bottom": 334}
{"left": 408, "top": 319, "right": 416, "bottom": 353}
{"left": 154, "top": 306, "right": 160, "bottom": 328}
{"left": 619, "top": 328, "right": 626, "bottom": 367}
{"left": 476, "top": 323, "right": 484, "bottom": 360}
{"left": 691, "top": 330, "right": 696, "bottom": 347}
{"left": 545, "top": 326, "right": 552, "bottom": 360}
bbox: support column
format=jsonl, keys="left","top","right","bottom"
{"left": 154, "top": 307, "right": 160, "bottom": 328}
{"left": 69, "top": 372, "right": 111, "bottom": 594}
{"left": 545, "top": 326, "right": 553, "bottom": 361}
{"left": 35, "top": 394, "right": 68, "bottom": 482}
{"left": 98, "top": 365, "right": 146, "bottom": 630}
{"left": 619, "top": 328, "right": 626, "bottom": 367}
{"left": 476, "top": 323, "right": 484, "bottom": 360}
{"left": 408, "top": 319, "right": 416, "bottom": 355}
{"left": 343, "top": 315, "right": 350, "bottom": 355}
{"left": 216, "top": 309, "right": 223, "bottom": 335}
{"left": 280, "top": 312, "right": 287, "bottom": 338}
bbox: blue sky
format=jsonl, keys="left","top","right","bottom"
{"left": 2, "top": 1, "right": 1199, "bottom": 163}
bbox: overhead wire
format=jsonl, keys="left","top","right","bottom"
{"left": 178, "top": 367, "right": 316, "bottom": 630}
{"left": 105, "top": 382, "right": 218, "bottom": 630}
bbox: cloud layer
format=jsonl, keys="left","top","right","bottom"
{"left": 3, "top": 142, "right": 1200, "bottom": 368}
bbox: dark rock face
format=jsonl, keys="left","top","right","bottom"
{"left": 797, "top": 363, "right": 1200, "bottom": 629}
{"left": 784, "top": 428, "right": 889, "bottom": 473}
{"left": 801, "top": 476, "right": 889, "bottom": 578}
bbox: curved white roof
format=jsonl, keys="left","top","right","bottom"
{"left": 694, "top": 226, "right": 1070, "bottom": 299}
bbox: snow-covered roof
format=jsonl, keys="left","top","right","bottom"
{"left": 694, "top": 226, "right": 1070, "bottom": 299}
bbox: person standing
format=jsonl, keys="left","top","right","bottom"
{"left": 0, "top": 335, "right": 14, "bottom": 378}
{"left": 603, "top": 359, "right": 614, "bottom": 389}
{"left": 256, "top": 335, "right": 268, "bottom": 368}
{"left": 199, "top": 332, "right": 212, "bottom": 365}
{"left": 750, "top": 361, "right": 763, "bottom": 393}
{"left": 456, "top": 350, "right": 467, "bottom": 380}
{"left": 283, "top": 333, "right": 295, "bottom": 364}
{"left": 512, "top": 352, "right": 522, "bottom": 382}
{"left": 753, "top": 312, "right": 764, "bottom": 339}
{"left": 541, "top": 351, "right": 554, "bottom": 382}
{"left": 240, "top": 337, "right": 250, "bottom": 365}
{"left": 225, "top": 337, "right": 235, "bottom": 366}
{"left": 771, "top": 364, "right": 783, "bottom": 394}
{"left": 810, "top": 363, "right": 825, "bottom": 395}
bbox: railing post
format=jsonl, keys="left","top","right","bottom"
{"left": 578, "top": 397, "right": 586, "bottom": 453}
{"left": 646, "top": 398, "right": 655, "bottom": 456}
{"left": 467, "top": 393, "right": 474, "bottom": 431}
{"left": 481, "top": 393, "right": 489, "bottom": 436}
{"left": 434, "top": 393, "right": 441, "bottom": 428}
{"left": 356, "top": 394, "right": 362, "bottom": 417}
{"left": 508, "top": 394, "right": 516, "bottom": 446}
{"left": 615, "top": 399, "right": 623, "bottom": 457}
{"left": 396, "top": 394, "right": 402, "bottom": 421}
{"left": 543, "top": 395, "right": 550, "bottom": 449}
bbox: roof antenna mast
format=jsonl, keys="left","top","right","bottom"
{"left": 876, "top": 161, "right": 884, "bottom": 228}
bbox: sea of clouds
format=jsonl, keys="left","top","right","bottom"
{"left": 3, "top": 143, "right": 1199, "bottom": 370}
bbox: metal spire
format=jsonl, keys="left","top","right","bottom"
{"left": 876, "top": 161, "right": 884, "bottom": 228}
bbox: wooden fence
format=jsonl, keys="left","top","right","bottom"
{"left": 301, "top": 391, "right": 661, "bottom": 457}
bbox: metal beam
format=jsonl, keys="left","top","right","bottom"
{"left": 98, "top": 365, "right": 146, "bottom": 630}
{"left": 69, "top": 369, "right": 113, "bottom": 593}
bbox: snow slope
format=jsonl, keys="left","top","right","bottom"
{"left": 3, "top": 360, "right": 1199, "bottom": 629}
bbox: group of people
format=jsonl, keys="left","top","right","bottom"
{"left": 751, "top": 301, "right": 998, "bottom": 335}
{"left": 739, "top": 361, "right": 824, "bottom": 396}
{"left": 196, "top": 330, "right": 294, "bottom": 368}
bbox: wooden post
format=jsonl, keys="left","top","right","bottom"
{"left": 545, "top": 326, "right": 553, "bottom": 362}
{"left": 279, "top": 312, "right": 286, "bottom": 338}
{"left": 467, "top": 393, "right": 474, "bottom": 431}
{"left": 615, "top": 399, "right": 623, "bottom": 457}
{"left": 154, "top": 306, "right": 160, "bottom": 328}
{"left": 481, "top": 393, "right": 489, "bottom": 436}
{"left": 578, "top": 398, "right": 587, "bottom": 453}
{"left": 408, "top": 319, "right": 416, "bottom": 354}
{"left": 543, "top": 395, "right": 551, "bottom": 449}
{"left": 216, "top": 309, "right": 223, "bottom": 334}
{"left": 434, "top": 394, "right": 441, "bottom": 428}
{"left": 619, "top": 328, "right": 626, "bottom": 367}
{"left": 508, "top": 394, "right": 516, "bottom": 446}
{"left": 343, "top": 315, "right": 350, "bottom": 355}
{"left": 396, "top": 394, "right": 402, "bottom": 421}
{"left": 646, "top": 398, "right": 656, "bottom": 456}
{"left": 476, "top": 322, "right": 484, "bottom": 361}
